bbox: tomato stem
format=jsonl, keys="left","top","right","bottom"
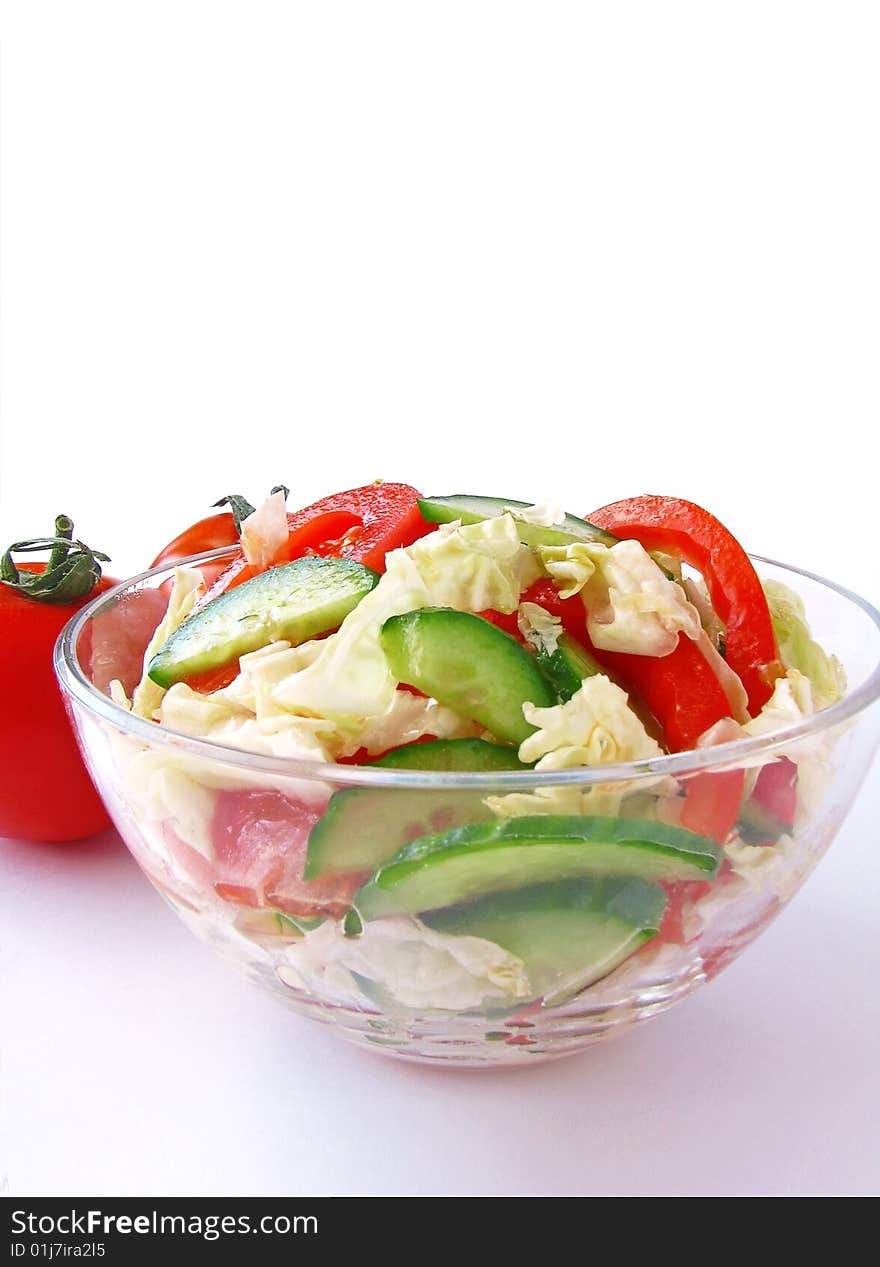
{"left": 1, "top": 515, "right": 110, "bottom": 604}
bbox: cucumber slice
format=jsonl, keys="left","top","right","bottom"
{"left": 373, "top": 737, "right": 528, "bottom": 772}
{"left": 148, "top": 556, "right": 379, "bottom": 687}
{"left": 737, "top": 797, "right": 790, "bottom": 844}
{"left": 534, "top": 631, "right": 604, "bottom": 702}
{"left": 356, "top": 815, "right": 722, "bottom": 917}
{"left": 532, "top": 630, "right": 663, "bottom": 739}
{"left": 304, "top": 740, "right": 527, "bottom": 880}
{"left": 233, "top": 908, "right": 321, "bottom": 948}
{"left": 418, "top": 494, "right": 618, "bottom": 549}
{"left": 423, "top": 878, "right": 665, "bottom": 1005}
{"left": 380, "top": 608, "right": 555, "bottom": 746}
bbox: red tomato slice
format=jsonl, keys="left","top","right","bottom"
{"left": 588, "top": 495, "right": 782, "bottom": 714}
{"left": 655, "top": 880, "right": 713, "bottom": 945}
{"left": 210, "top": 789, "right": 364, "bottom": 918}
{"left": 183, "top": 660, "right": 242, "bottom": 694}
{"left": 750, "top": 757, "right": 798, "bottom": 827}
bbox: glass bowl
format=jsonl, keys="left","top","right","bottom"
{"left": 55, "top": 549, "right": 880, "bottom": 1067}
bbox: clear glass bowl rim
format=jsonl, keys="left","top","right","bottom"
{"left": 54, "top": 545, "right": 880, "bottom": 791}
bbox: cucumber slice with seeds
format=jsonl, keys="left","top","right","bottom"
{"left": 148, "top": 556, "right": 379, "bottom": 687}
{"left": 356, "top": 815, "right": 722, "bottom": 918}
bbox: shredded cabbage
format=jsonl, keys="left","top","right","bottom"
{"left": 763, "top": 579, "right": 846, "bottom": 710}
{"left": 129, "top": 568, "right": 206, "bottom": 720}
{"left": 278, "top": 916, "right": 531, "bottom": 1010}
{"left": 505, "top": 499, "right": 566, "bottom": 528}
{"left": 538, "top": 539, "right": 702, "bottom": 656}
{"left": 519, "top": 677, "right": 664, "bottom": 771}
{"left": 240, "top": 489, "right": 289, "bottom": 572}
{"left": 486, "top": 677, "right": 673, "bottom": 819}
{"left": 517, "top": 602, "right": 562, "bottom": 656}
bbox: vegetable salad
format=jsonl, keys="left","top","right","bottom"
{"left": 105, "top": 484, "right": 845, "bottom": 1013}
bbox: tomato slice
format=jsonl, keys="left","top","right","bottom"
{"left": 183, "top": 660, "right": 242, "bottom": 694}
{"left": 210, "top": 789, "right": 364, "bottom": 918}
{"left": 588, "top": 495, "right": 781, "bottom": 714}
{"left": 751, "top": 757, "right": 798, "bottom": 828}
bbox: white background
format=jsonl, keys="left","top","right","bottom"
{"left": 1, "top": 2, "right": 879, "bottom": 1197}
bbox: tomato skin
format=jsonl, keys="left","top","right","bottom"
{"left": 209, "top": 789, "right": 364, "bottom": 917}
{"left": 150, "top": 511, "right": 238, "bottom": 565}
{"left": 150, "top": 512, "right": 239, "bottom": 589}
{"left": 751, "top": 757, "right": 798, "bottom": 827}
{"left": 0, "top": 565, "right": 114, "bottom": 842}
{"left": 588, "top": 495, "right": 781, "bottom": 714}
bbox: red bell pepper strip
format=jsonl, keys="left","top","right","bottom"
{"left": 520, "top": 580, "right": 744, "bottom": 842}
{"left": 587, "top": 495, "right": 781, "bottom": 714}
{"left": 286, "top": 482, "right": 434, "bottom": 573}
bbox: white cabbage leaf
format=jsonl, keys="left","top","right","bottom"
{"left": 518, "top": 676, "right": 665, "bottom": 771}
{"left": 278, "top": 916, "right": 531, "bottom": 1011}
{"left": 505, "top": 499, "right": 566, "bottom": 528}
{"left": 538, "top": 539, "right": 702, "bottom": 656}
{"left": 486, "top": 677, "right": 673, "bottom": 819}
{"left": 240, "top": 489, "right": 289, "bottom": 572}
{"left": 517, "top": 602, "right": 562, "bottom": 656}
{"left": 129, "top": 567, "right": 206, "bottom": 720}
{"left": 763, "top": 579, "right": 847, "bottom": 711}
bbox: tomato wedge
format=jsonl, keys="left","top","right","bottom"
{"left": 588, "top": 495, "right": 781, "bottom": 714}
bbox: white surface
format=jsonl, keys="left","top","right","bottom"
{"left": 1, "top": 3, "right": 880, "bottom": 1197}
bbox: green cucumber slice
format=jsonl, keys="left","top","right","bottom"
{"left": 304, "top": 740, "right": 527, "bottom": 880}
{"left": 534, "top": 631, "right": 604, "bottom": 702}
{"left": 356, "top": 815, "right": 722, "bottom": 917}
{"left": 373, "top": 737, "right": 528, "bottom": 772}
{"left": 233, "top": 908, "right": 321, "bottom": 947}
{"left": 423, "top": 878, "right": 666, "bottom": 1005}
{"left": 148, "top": 556, "right": 379, "bottom": 687}
{"left": 737, "top": 797, "right": 790, "bottom": 844}
{"left": 380, "top": 608, "right": 555, "bottom": 746}
{"left": 532, "top": 630, "right": 663, "bottom": 740}
{"left": 417, "top": 494, "right": 618, "bottom": 549}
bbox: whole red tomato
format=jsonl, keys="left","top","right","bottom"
{"left": 0, "top": 517, "right": 115, "bottom": 842}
